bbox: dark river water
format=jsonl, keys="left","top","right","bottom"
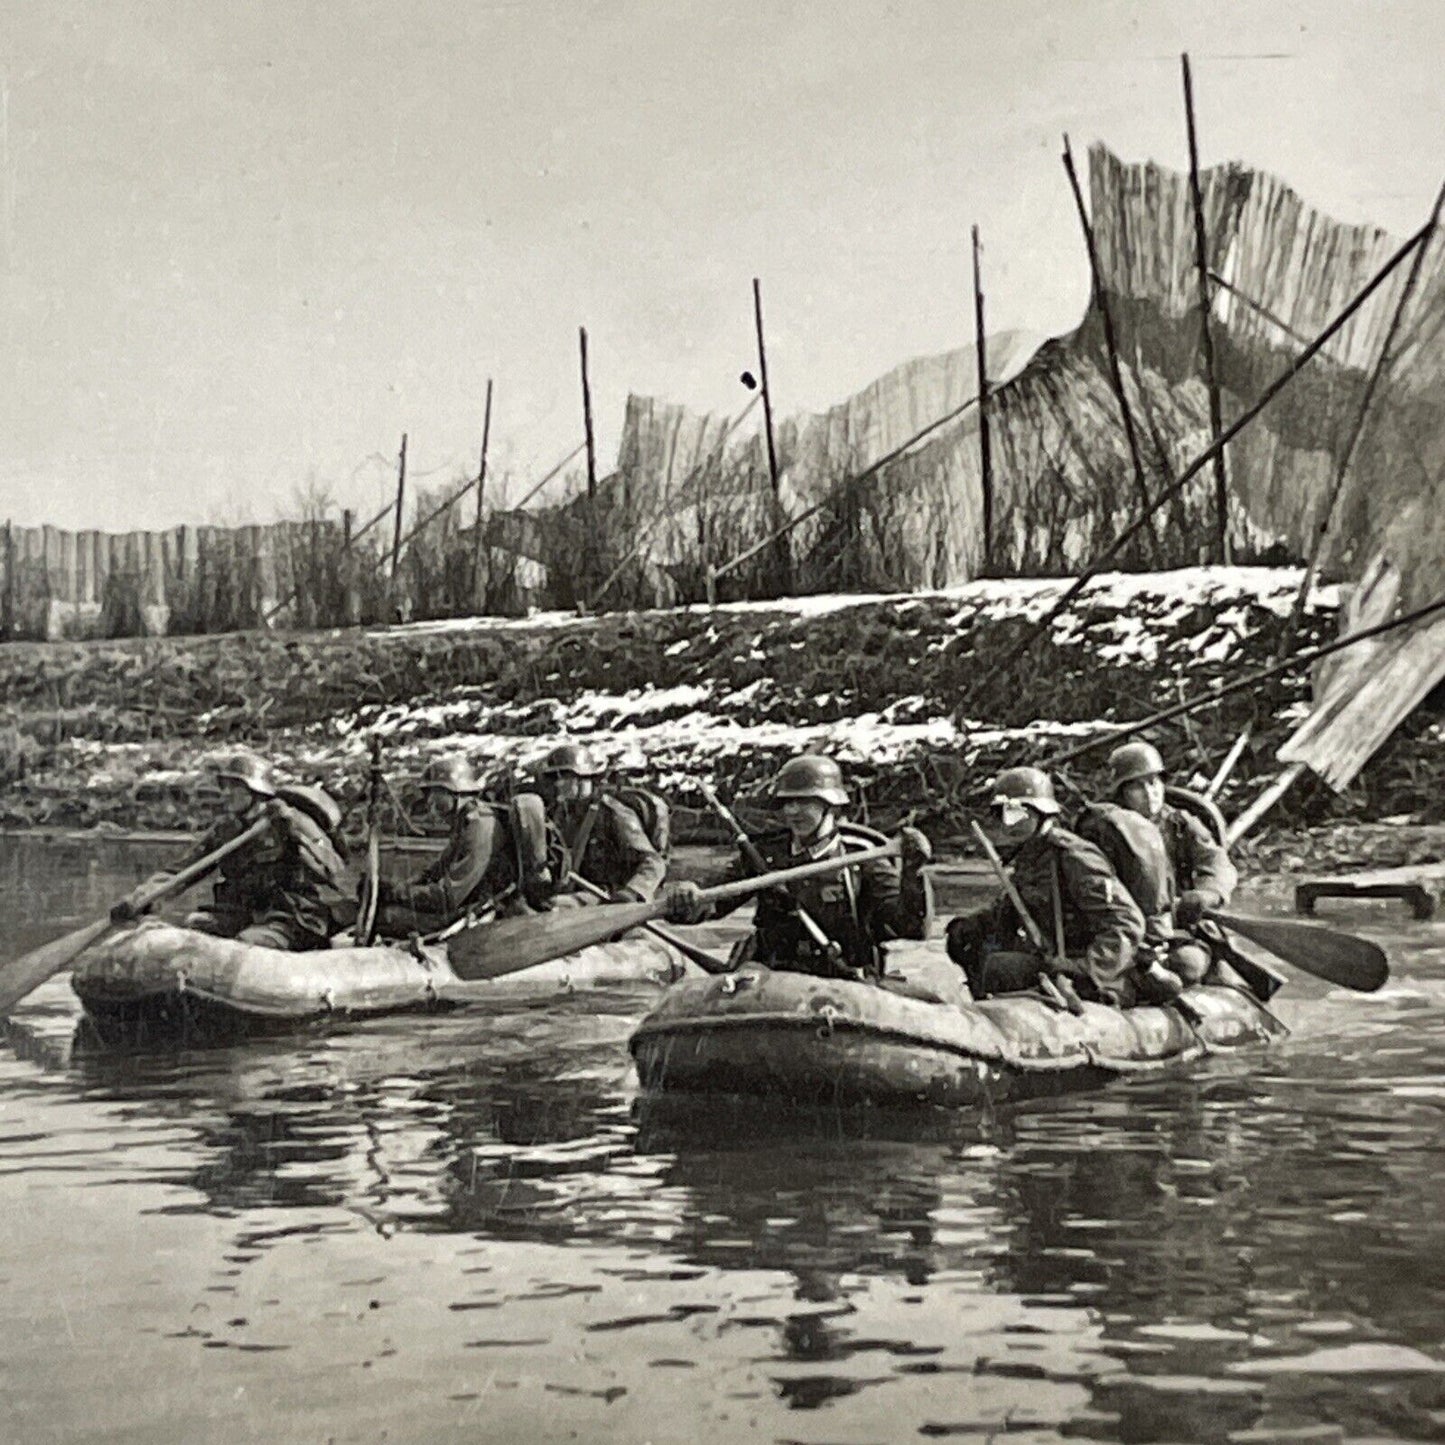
{"left": 1, "top": 835, "right": 1443, "bottom": 1444}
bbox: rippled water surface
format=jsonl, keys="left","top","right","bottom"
{"left": 1, "top": 835, "right": 1443, "bottom": 1444}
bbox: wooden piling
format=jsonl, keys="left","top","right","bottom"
{"left": 579, "top": 331, "right": 597, "bottom": 500}
{"left": 474, "top": 378, "right": 493, "bottom": 611}
{"left": 1182, "top": 53, "right": 1231, "bottom": 564}
{"left": 971, "top": 226, "right": 995, "bottom": 570}
{"left": 390, "top": 432, "right": 408, "bottom": 581}
{"left": 752, "top": 277, "right": 790, "bottom": 592}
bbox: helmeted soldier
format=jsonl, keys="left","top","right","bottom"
{"left": 536, "top": 742, "right": 667, "bottom": 903}
{"left": 369, "top": 754, "right": 560, "bottom": 937}
{"left": 662, "top": 753, "right": 933, "bottom": 982}
{"left": 1084, "top": 741, "right": 1239, "bottom": 985}
{"left": 944, "top": 765, "right": 1167, "bottom": 1006}
{"left": 112, "top": 749, "right": 349, "bottom": 951}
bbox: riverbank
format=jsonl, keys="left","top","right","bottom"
{"left": 1, "top": 566, "right": 1440, "bottom": 867}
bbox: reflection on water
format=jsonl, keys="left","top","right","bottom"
{"left": 2, "top": 834, "right": 1444, "bottom": 1443}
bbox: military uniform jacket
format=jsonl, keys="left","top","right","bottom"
{"left": 989, "top": 825, "right": 1146, "bottom": 993}
{"left": 712, "top": 825, "right": 932, "bottom": 979}
{"left": 183, "top": 801, "right": 348, "bottom": 938}
{"left": 558, "top": 796, "right": 666, "bottom": 902}
{"left": 378, "top": 800, "right": 513, "bottom": 923}
{"left": 1157, "top": 803, "right": 1237, "bottom": 910}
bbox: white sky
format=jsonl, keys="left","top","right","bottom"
{"left": 2, "top": 0, "right": 1442, "bottom": 531}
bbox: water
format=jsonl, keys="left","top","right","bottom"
{"left": 1, "top": 835, "right": 1443, "bottom": 1444}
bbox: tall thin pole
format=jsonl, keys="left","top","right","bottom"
{"left": 1062, "top": 135, "right": 1157, "bottom": 560}
{"left": 971, "top": 226, "right": 994, "bottom": 570}
{"left": 1182, "top": 53, "right": 1230, "bottom": 564}
{"left": 752, "top": 276, "right": 788, "bottom": 591}
{"left": 473, "top": 378, "right": 494, "bottom": 611}
{"left": 579, "top": 328, "right": 597, "bottom": 499}
{"left": 390, "top": 432, "right": 408, "bottom": 580}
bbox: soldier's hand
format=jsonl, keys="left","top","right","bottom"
{"left": 661, "top": 881, "right": 705, "bottom": 925}
{"left": 897, "top": 825, "right": 933, "bottom": 866}
{"left": 1138, "top": 959, "right": 1184, "bottom": 1003}
{"left": 1174, "top": 890, "right": 1208, "bottom": 927}
{"left": 109, "top": 897, "right": 140, "bottom": 925}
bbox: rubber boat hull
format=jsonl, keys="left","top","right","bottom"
{"left": 629, "top": 966, "right": 1286, "bottom": 1110}
{"left": 72, "top": 921, "right": 691, "bottom": 1044}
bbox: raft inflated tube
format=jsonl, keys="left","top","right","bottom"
{"left": 629, "top": 966, "right": 1285, "bottom": 1110}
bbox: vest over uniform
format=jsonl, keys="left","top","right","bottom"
{"left": 185, "top": 801, "right": 348, "bottom": 944}
{"left": 948, "top": 824, "right": 1146, "bottom": 1001}
{"left": 709, "top": 824, "right": 933, "bottom": 980}
{"left": 375, "top": 800, "right": 515, "bottom": 935}
{"left": 557, "top": 795, "right": 667, "bottom": 902}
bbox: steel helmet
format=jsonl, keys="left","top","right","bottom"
{"left": 990, "top": 766, "right": 1060, "bottom": 816}
{"left": 539, "top": 742, "right": 604, "bottom": 778}
{"left": 771, "top": 754, "right": 849, "bottom": 807}
{"left": 210, "top": 750, "right": 277, "bottom": 798}
{"left": 419, "top": 755, "right": 482, "bottom": 794}
{"left": 1108, "top": 741, "right": 1166, "bottom": 793}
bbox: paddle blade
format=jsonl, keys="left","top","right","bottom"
{"left": 447, "top": 899, "right": 663, "bottom": 982}
{"left": 0, "top": 917, "right": 115, "bottom": 1016}
{"left": 1211, "top": 909, "right": 1388, "bottom": 993}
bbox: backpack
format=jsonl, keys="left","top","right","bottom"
{"left": 608, "top": 785, "right": 672, "bottom": 859}
{"left": 1073, "top": 800, "right": 1173, "bottom": 923}
{"left": 276, "top": 783, "right": 348, "bottom": 860}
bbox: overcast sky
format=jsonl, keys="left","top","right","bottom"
{"left": 2, "top": 0, "right": 1442, "bottom": 531}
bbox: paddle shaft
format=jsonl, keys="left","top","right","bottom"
{"left": 567, "top": 872, "right": 731, "bottom": 975}
{"left": 0, "top": 816, "right": 272, "bottom": 1016}
{"left": 698, "top": 782, "right": 836, "bottom": 953}
{"left": 448, "top": 841, "right": 899, "bottom": 982}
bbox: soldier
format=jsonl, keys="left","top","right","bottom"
{"left": 662, "top": 754, "right": 933, "bottom": 982}
{"left": 1099, "top": 741, "right": 1239, "bottom": 985}
{"left": 944, "top": 765, "right": 1175, "bottom": 1006}
{"left": 368, "top": 755, "right": 560, "bottom": 938}
{"left": 535, "top": 742, "right": 667, "bottom": 903}
{"left": 113, "top": 750, "right": 348, "bottom": 952}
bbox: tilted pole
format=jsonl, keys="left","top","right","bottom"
{"left": 579, "top": 328, "right": 597, "bottom": 500}
{"left": 752, "top": 276, "right": 790, "bottom": 592}
{"left": 390, "top": 432, "right": 408, "bottom": 580}
{"left": 1062, "top": 135, "right": 1156, "bottom": 560}
{"left": 473, "top": 378, "right": 494, "bottom": 611}
{"left": 1182, "top": 53, "right": 1231, "bottom": 564}
{"left": 971, "top": 225, "right": 995, "bottom": 571}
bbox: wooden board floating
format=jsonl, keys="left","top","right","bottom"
{"left": 1294, "top": 863, "right": 1445, "bottom": 920}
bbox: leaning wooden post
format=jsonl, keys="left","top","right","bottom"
{"left": 473, "top": 378, "right": 494, "bottom": 612}
{"left": 971, "top": 226, "right": 995, "bottom": 571}
{"left": 579, "top": 331, "right": 597, "bottom": 500}
{"left": 390, "top": 432, "right": 408, "bottom": 580}
{"left": 2, "top": 519, "right": 12, "bottom": 640}
{"left": 752, "top": 277, "right": 790, "bottom": 593}
{"left": 1062, "top": 136, "right": 1157, "bottom": 561}
{"left": 1182, "top": 53, "right": 1230, "bottom": 565}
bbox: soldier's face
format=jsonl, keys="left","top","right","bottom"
{"left": 552, "top": 773, "right": 591, "bottom": 805}
{"left": 1120, "top": 777, "right": 1165, "bottom": 820}
{"left": 220, "top": 780, "right": 254, "bottom": 814}
{"left": 422, "top": 787, "right": 454, "bottom": 822}
{"left": 989, "top": 800, "right": 1040, "bottom": 846}
{"left": 781, "top": 797, "right": 830, "bottom": 843}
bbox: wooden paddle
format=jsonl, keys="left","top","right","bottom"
{"left": 567, "top": 872, "right": 732, "bottom": 975}
{"left": 448, "top": 841, "right": 899, "bottom": 982}
{"left": 356, "top": 736, "right": 385, "bottom": 946}
{"left": 0, "top": 817, "right": 273, "bottom": 1016}
{"left": 1207, "top": 908, "right": 1388, "bottom": 993}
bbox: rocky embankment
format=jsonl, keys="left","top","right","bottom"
{"left": 1, "top": 567, "right": 1441, "bottom": 871}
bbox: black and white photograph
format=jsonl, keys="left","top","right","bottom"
{"left": 1, "top": 2, "right": 1441, "bottom": 1440}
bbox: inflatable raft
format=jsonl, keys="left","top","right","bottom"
{"left": 629, "top": 966, "right": 1287, "bottom": 1110}
{"left": 72, "top": 921, "right": 691, "bottom": 1044}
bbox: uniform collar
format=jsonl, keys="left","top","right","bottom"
{"left": 789, "top": 827, "right": 843, "bottom": 861}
